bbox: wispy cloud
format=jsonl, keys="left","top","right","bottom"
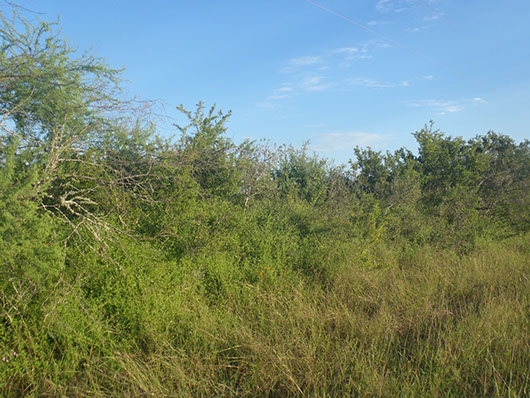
{"left": 376, "top": 1, "right": 444, "bottom": 34}
{"left": 407, "top": 97, "right": 487, "bottom": 115}
{"left": 334, "top": 46, "right": 371, "bottom": 59}
{"left": 301, "top": 76, "right": 332, "bottom": 92}
{"left": 345, "top": 77, "right": 410, "bottom": 89}
{"left": 265, "top": 40, "right": 408, "bottom": 103}
{"left": 268, "top": 85, "right": 294, "bottom": 99}
{"left": 424, "top": 12, "right": 444, "bottom": 22}
{"left": 289, "top": 56, "right": 321, "bottom": 67}
{"left": 268, "top": 94, "right": 291, "bottom": 100}
{"left": 281, "top": 40, "right": 386, "bottom": 76}
{"left": 406, "top": 25, "right": 430, "bottom": 33}
{"left": 376, "top": 0, "right": 438, "bottom": 13}
{"left": 266, "top": 76, "right": 332, "bottom": 100}
{"left": 376, "top": 0, "right": 409, "bottom": 13}
{"left": 408, "top": 99, "right": 464, "bottom": 114}
{"left": 281, "top": 56, "right": 322, "bottom": 73}
{"left": 332, "top": 46, "right": 374, "bottom": 69}
{"left": 312, "top": 131, "right": 387, "bottom": 152}
{"left": 366, "top": 20, "right": 388, "bottom": 26}
{"left": 275, "top": 86, "right": 294, "bottom": 93}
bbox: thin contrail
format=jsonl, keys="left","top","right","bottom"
{"left": 304, "top": 0, "right": 456, "bottom": 73}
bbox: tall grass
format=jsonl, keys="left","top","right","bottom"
{"left": 2, "top": 232, "right": 528, "bottom": 397}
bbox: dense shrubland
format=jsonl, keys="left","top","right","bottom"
{"left": 1, "top": 13, "right": 529, "bottom": 397}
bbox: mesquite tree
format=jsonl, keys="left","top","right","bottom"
{"left": 0, "top": 11, "right": 155, "bottom": 291}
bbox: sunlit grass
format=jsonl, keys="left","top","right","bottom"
{"left": 2, "top": 232, "right": 528, "bottom": 397}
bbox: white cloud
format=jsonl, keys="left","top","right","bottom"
{"left": 444, "top": 105, "right": 464, "bottom": 113}
{"left": 269, "top": 40, "right": 399, "bottom": 101}
{"left": 345, "top": 77, "right": 411, "bottom": 89}
{"left": 376, "top": 0, "right": 390, "bottom": 11}
{"left": 334, "top": 46, "right": 373, "bottom": 63}
{"left": 276, "top": 86, "right": 293, "bottom": 93}
{"left": 362, "top": 40, "right": 392, "bottom": 50}
{"left": 376, "top": 0, "right": 411, "bottom": 12}
{"left": 407, "top": 97, "right": 487, "bottom": 114}
{"left": 424, "top": 12, "right": 444, "bottom": 22}
{"left": 335, "top": 47, "right": 359, "bottom": 55}
{"left": 267, "top": 84, "right": 296, "bottom": 100}
{"left": 301, "top": 76, "right": 332, "bottom": 92}
{"left": 312, "top": 132, "right": 386, "bottom": 152}
{"left": 289, "top": 56, "right": 321, "bottom": 67}
{"left": 267, "top": 94, "right": 291, "bottom": 100}
{"left": 407, "top": 99, "right": 463, "bottom": 113}
{"left": 332, "top": 43, "right": 379, "bottom": 69}
{"left": 406, "top": 25, "right": 430, "bottom": 33}
{"left": 303, "top": 76, "right": 323, "bottom": 86}
{"left": 377, "top": 0, "right": 439, "bottom": 13}
{"left": 265, "top": 76, "right": 333, "bottom": 100}
{"left": 346, "top": 77, "right": 395, "bottom": 88}
{"left": 281, "top": 41, "right": 386, "bottom": 76}
{"left": 281, "top": 56, "right": 322, "bottom": 73}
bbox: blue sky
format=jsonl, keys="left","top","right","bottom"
{"left": 21, "top": 0, "right": 530, "bottom": 164}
